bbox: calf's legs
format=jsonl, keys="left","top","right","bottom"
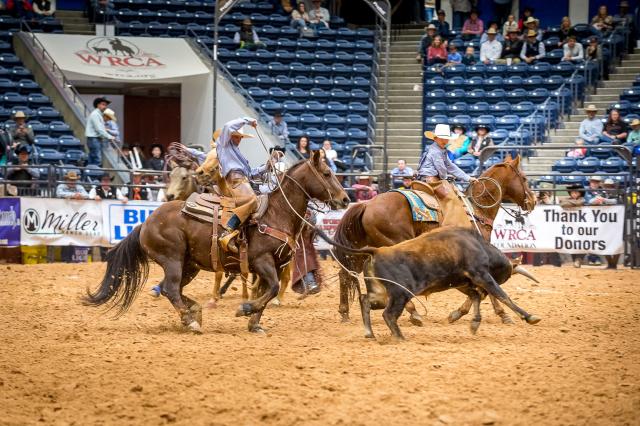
{"left": 470, "top": 272, "right": 541, "bottom": 325}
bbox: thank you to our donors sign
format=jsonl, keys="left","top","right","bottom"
{"left": 102, "top": 200, "right": 162, "bottom": 244}
{"left": 491, "top": 205, "right": 624, "bottom": 255}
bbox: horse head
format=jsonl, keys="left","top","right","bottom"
{"left": 485, "top": 154, "right": 536, "bottom": 212}
{"left": 165, "top": 161, "right": 198, "bottom": 201}
{"left": 289, "top": 150, "right": 350, "bottom": 209}
{"left": 195, "top": 143, "right": 222, "bottom": 188}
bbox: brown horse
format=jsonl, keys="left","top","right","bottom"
{"left": 334, "top": 155, "right": 537, "bottom": 326}
{"left": 85, "top": 151, "right": 349, "bottom": 333}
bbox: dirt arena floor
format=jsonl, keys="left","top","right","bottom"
{"left": 1, "top": 261, "right": 639, "bottom": 425}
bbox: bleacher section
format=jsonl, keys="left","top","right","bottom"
{"left": 108, "top": 0, "right": 376, "bottom": 171}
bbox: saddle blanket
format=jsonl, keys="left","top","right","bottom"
{"left": 391, "top": 189, "right": 439, "bottom": 222}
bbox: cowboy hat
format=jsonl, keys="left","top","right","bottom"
{"left": 93, "top": 97, "right": 111, "bottom": 108}
{"left": 100, "top": 173, "right": 113, "bottom": 181}
{"left": 475, "top": 124, "right": 491, "bottom": 132}
{"left": 524, "top": 17, "right": 539, "bottom": 24}
{"left": 486, "top": 28, "right": 497, "bottom": 35}
{"left": 585, "top": 104, "right": 598, "bottom": 112}
{"left": 589, "top": 175, "right": 603, "bottom": 181}
{"left": 603, "top": 178, "right": 616, "bottom": 185}
{"left": 13, "top": 111, "right": 26, "bottom": 119}
{"left": 212, "top": 129, "right": 221, "bottom": 140}
{"left": 566, "top": 183, "right": 585, "bottom": 195}
{"left": 103, "top": 108, "right": 117, "bottom": 121}
{"left": 526, "top": 29, "right": 538, "bottom": 37}
{"left": 231, "top": 130, "right": 253, "bottom": 138}
{"left": 426, "top": 24, "right": 436, "bottom": 30}
{"left": 424, "top": 123, "right": 456, "bottom": 140}
{"left": 65, "top": 170, "right": 80, "bottom": 180}
{"left": 357, "top": 175, "right": 371, "bottom": 180}
{"left": 631, "top": 118, "right": 640, "bottom": 126}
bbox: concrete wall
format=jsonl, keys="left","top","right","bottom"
{"left": 182, "top": 73, "right": 214, "bottom": 149}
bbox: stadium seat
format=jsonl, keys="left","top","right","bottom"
{"left": 467, "top": 102, "right": 488, "bottom": 117}
{"left": 260, "top": 100, "right": 282, "bottom": 114}
{"left": 530, "top": 62, "right": 552, "bottom": 77}
{"left": 289, "top": 87, "right": 309, "bottom": 102}
{"left": 325, "top": 127, "right": 347, "bottom": 142}
{"left": 64, "top": 149, "right": 87, "bottom": 165}
{"left": 34, "top": 135, "right": 59, "bottom": 149}
{"left": 283, "top": 100, "right": 305, "bottom": 113}
{"left": 326, "top": 101, "right": 348, "bottom": 113}
{"left": 304, "top": 100, "right": 326, "bottom": 114}
{"left": 38, "top": 148, "right": 65, "bottom": 164}
{"left": 248, "top": 86, "right": 268, "bottom": 100}
{"left": 600, "top": 157, "right": 625, "bottom": 172}
{"left": 346, "top": 114, "right": 367, "bottom": 129}
{"left": 507, "top": 63, "right": 529, "bottom": 76}
{"left": 444, "top": 89, "right": 466, "bottom": 104}
{"left": 489, "top": 101, "right": 511, "bottom": 116}
{"left": 348, "top": 102, "right": 368, "bottom": 113}
{"left": 576, "top": 157, "right": 600, "bottom": 173}
{"left": 58, "top": 135, "right": 82, "bottom": 150}
{"left": 454, "top": 155, "right": 476, "bottom": 173}
{"left": 255, "top": 74, "right": 275, "bottom": 87}
{"left": 448, "top": 102, "right": 468, "bottom": 115}
{"left": 495, "top": 115, "right": 520, "bottom": 131}
{"left": 472, "top": 115, "right": 495, "bottom": 130}
{"left": 274, "top": 75, "right": 293, "bottom": 88}
{"left": 309, "top": 87, "right": 329, "bottom": 102}
{"left": 268, "top": 87, "right": 289, "bottom": 101}
{"left": 330, "top": 88, "right": 351, "bottom": 102}
{"left": 553, "top": 158, "right": 577, "bottom": 173}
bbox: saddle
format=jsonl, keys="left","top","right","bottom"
{"left": 391, "top": 189, "right": 441, "bottom": 222}
{"left": 181, "top": 191, "right": 269, "bottom": 225}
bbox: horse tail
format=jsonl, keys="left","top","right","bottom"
{"left": 83, "top": 225, "right": 149, "bottom": 315}
{"left": 315, "top": 226, "right": 377, "bottom": 257}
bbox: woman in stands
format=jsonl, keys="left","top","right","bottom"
{"left": 469, "top": 124, "right": 493, "bottom": 157}
{"left": 558, "top": 16, "right": 574, "bottom": 45}
{"left": 145, "top": 144, "right": 165, "bottom": 171}
{"left": 591, "top": 5, "right": 614, "bottom": 32}
{"left": 447, "top": 124, "right": 471, "bottom": 160}
{"left": 600, "top": 109, "right": 629, "bottom": 144}
{"left": 103, "top": 108, "right": 121, "bottom": 148}
{"left": 427, "top": 36, "right": 448, "bottom": 65}
{"left": 296, "top": 136, "right": 311, "bottom": 159}
{"left": 291, "top": 2, "right": 310, "bottom": 32}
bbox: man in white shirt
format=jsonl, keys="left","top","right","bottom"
{"left": 85, "top": 97, "right": 115, "bottom": 166}
{"left": 562, "top": 36, "right": 584, "bottom": 62}
{"left": 480, "top": 27, "right": 502, "bottom": 64}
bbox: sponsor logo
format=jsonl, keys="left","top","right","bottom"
{"left": 23, "top": 208, "right": 100, "bottom": 236}
{"left": 109, "top": 204, "right": 157, "bottom": 242}
{"left": 0, "top": 205, "right": 19, "bottom": 228}
{"left": 23, "top": 208, "right": 39, "bottom": 232}
{"left": 74, "top": 37, "right": 165, "bottom": 70}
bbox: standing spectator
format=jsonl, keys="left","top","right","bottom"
{"left": 566, "top": 138, "right": 587, "bottom": 158}
{"left": 391, "top": 159, "right": 414, "bottom": 187}
{"left": 447, "top": 44, "right": 462, "bottom": 64}
{"left": 591, "top": 5, "right": 613, "bottom": 32}
{"left": 558, "top": 16, "right": 574, "bottom": 45}
{"left": 6, "top": 145, "right": 39, "bottom": 196}
{"left": 615, "top": 1, "right": 634, "bottom": 27}
{"left": 32, "top": 0, "right": 55, "bottom": 17}
{"left": 145, "top": 144, "right": 165, "bottom": 171}
{"left": 85, "top": 97, "right": 115, "bottom": 166}
{"left": 351, "top": 175, "right": 378, "bottom": 201}
{"left": 469, "top": 125, "right": 493, "bottom": 156}
{"left": 500, "top": 29, "right": 522, "bottom": 63}
{"left": 523, "top": 17, "right": 542, "bottom": 40}
{"left": 462, "top": 10, "right": 484, "bottom": 38}
{"left": 451, "top": 0, "right": 472, "bottom": 30}
{"left": 433, "top": 9, "right": 450, "bottom": 38}
{"left": 493, "top": 0, "right": 511, "bottom": 26}
{"left": 296, "top": 135, "right": 310, "bottom": 159}
{"left": 269, "top": 111, "right": 289, "bottom": 144}
{"left": 480, "top": 22, "right": 504, "bottom": 44}
{"left": 562, "top": 36, "right": 584, "bottom": 62}
{"left": 416, "top": 24, "right": 437, "bottom": 63}
{"left": 308, "top": 0, "right": 330, "bottom": 29}
{"left": 601, "top": 109, "right": 628, "bottom": 144}
{"left": 520, "top": 30, "right": 545, "bottom": 64}
{"left": 427, "top": 36, "right": 448, "bottom": 65}
{"left": 290, "top": 2, "right": 310, "bottom": 31}
{"left": 7, "top": 0, "right": 33, "bottom": 19}
{"left": 559, "top": 184, "right": 586, "bottom": 268}
{"left": 579, "top": 105, "right": 603, "bottom": 143}
{"left": 103, "top": 108, "right": 120, "bottom": 147}
{"left": 480, "top": 28, "right": 502, "bottom": 64}
{"left": 9, "top": 111, "right": 35, "bottom": 151}
{"left": 517, "top": 7, "right": 534, "bottom": 31}
{"left": 461, "top": 46, "right": 477, "bottom": 65}
{"left": 627, "top": 118, "right": 640, "bottom": 148}
{"left": 56, "top": 170, "right": 96, "bottom": 200}
{"left": 89, "top": 173, "right": 128, "bottom": 202}
{"left": 502, "top": 14, "right": 518, "bottom": 36}
{"left": 233, "top": 19, "right": 264, "bottom": 50}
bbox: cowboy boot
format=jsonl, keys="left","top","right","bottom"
{"left": 219, "top": 229, "right": 240, "bottom": 254}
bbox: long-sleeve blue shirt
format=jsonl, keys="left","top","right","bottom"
{"left": 56, "top": 183, "right": 90, "bottom": 199}
{"left": 85, "top": 108, "right": 114, "bottom": 140}
{"left": 417, "top": 142, "right": 470, "bottom": 181}
{"left": 579, "top": 117, "right": 603, "bottom": 142}
{"left": 217, "top": 117, "right": 266, "bottom": 178}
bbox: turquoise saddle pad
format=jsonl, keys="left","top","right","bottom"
{"left": 390, "top": 189, "right": 439, "bottom": 222}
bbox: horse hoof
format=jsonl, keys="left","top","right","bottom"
{"left": 250, "top": 325, "right": 267, "bottom": 335}
{"left": 409, "top": 314, "right": 424, "bottom": 327}
{"left": 448, "top": 310, "right": 463, "bottom": 323}
{"left": 364, "top": 332, "right": 375, "bottom": 339}
{"left": 235, "top": 303, "right": 252, "bottom": 317}
{"left": 206, "top": 299, "right": 217, "bottom": 309}
{"left": 501, "top": 314, "right": 515, "bottom": 325}
{"left": 270, "top": 298, "right": 281, "bottom": 307}
{"left": 470, "top": 320, "right": 481, "bottom": 335}
{"left": 187, "top": 321, "right": 202, "bottom": 334}
{"left": 526, "top": 315, "right": 542, "bottom": 325}
{"left": 340, "top": 313, "right": 350, "bottom": 323}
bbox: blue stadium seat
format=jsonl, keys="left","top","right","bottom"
{"left": 464, "top": 76, "right": 483, "bottom": 89}
{"left": 316, "top": 38, "right": 336, "bottom": 50}
{"left": 268, "top": 87, "right": 289, "bottom": 101}
{"left": 530, "top": 62, "right": 552, "bottom": 77}
{"left": 620, "top": 88, "right": 640, "bottom": 102}
{"left": 299, "top": 112, "right": 323, "bottom": 126}
{"left": 443, "top": 64, "right": 466, "bottom": 77}
{"left": 315, "top": 50, "right": 335, "bottom": 63}
{"left": 450, "top": 114, "right": 472, "bottom": 129}
{"left": 495, "top": 115, "right": 520, "bottom": 131}
{"left": 309, "top": 87, "right": 329, "bottom": 101}
{"left": 34, "top": 135, "right": 59, "bottom": 149}
{"left": 608, "top": 100, "right": 631, "bottom": 115}
{"left": 444, "top": 89, "right": 466, "bottom": 104}
{"left": 350, "top": 89, "right": 369, "bottom": 101}
{"left": 425, "top": 101, "right": 447, "bottom": 115}
{"left": 283, "top": 100, "right": 305, "bottom": 113}
{"left": 485, "top": 88, "right": 506, "bottom": 104}
{"left": 424, "top": 76, "right": 444, "bottom": 89}
{"left": 38, "top": 148, "right": 65, "bottom": 164}
{"left": 448, "top": 102, "right": 468, "bottom": 115}
{"left": 64, "top": 149, "right": 87, "bottom": 165}
{"left": 17, "top": 79, "right": 39, "bottom": 94}
{"left": 235, "top": 49, "right": 255, "bottom": 63}
{"left": 466, "top": 64, "right": 486, "bottom": 77}
{"left": 489, "top": 101, "right": 511, "bottom": 116}
{"left": 260, "top": 100, "right": 282, "bottom": 114}
{"left": 248, "top": 86, "right": 268, "bottom": 100}
{"left": 504, "top": 76, "right": 523, "bottom": 90}
{"left": 274, "top": 75, "right": 293, "bottom": 88}
{"left": 576, "top": 157, "right": 600, "bottom": 173}
{"left": 553, "top": 158, "right": 577, "bottom": 173}
{"left": 348, "top": 102, "right": 368, "bottom": 113}
{"left": 304, "top": 100, "right": 326, "bottom": 114}
{"left": 282, "top": 113, "right": 299, "bottom": 125}
{"left": 48, "top": 121, "right": 71, "bottom": 136}
{"left": 0, "top": 53, "right": 20, "bottom": 65}
{"left": 600, "top": 157, "right": 625, "bottom": 172}
{"left": 276, "top": 37, "right": 296, "bottom": 49}
{"left": 310, "top": 62, "right": 332, "bottom": 76}
{"left": 9, "top": 67, "right": 32, "bottom": 81}
{"left": 254, "top": 74, "right": 274, "bottom": 87}
{"left": 353, "top": 77, "right": 370, "bottom": 88}
{"left": 425, "top": 89, "right": 447, "bottom": 103}
{"left": 490, "top": 128, "right": 509, "bottom": 144}
{"left": 551, "top": 61, "right": 576, "bottom": 77}
{"left": 523, "top": 75, "right": 544, "bottom": 90}
{"left": 331, "top": 62, "right": 352, "bottom": 76}
{"left": 346, "top": 127, "right": 367, "bottom": 141}
{"left": 454, "top": 155, "right": 476, "bottom": 173}
{"left": 0, "top": 77, "right": 15, "bottom": 91}
{"left": 546, "top": 49, "right": 564, "bottom": 63}
{"left": 28, "top": 120, "right": 48, "bottom": 134}
{"left": 352, "top": 63, "right": 371, "bottom": 76}
{"left": 425, "top": 114, "right": 449, "bottom": 130}
{"left": 486, "top": 64, "right": 507, "bottom": 77}
{"left": 483, "top": 76, "right": 503, "bottom": 90}
{"left": 2, "top": 91, "right": 26, "bottom": 107}
{"left": 506, "top": 88, "right": 528, "bottom": 102}
{"left": 346, "top": 114, "right": 367, "bottom": 129}
{"left": 446, "top": 76, "right": 465, "bottom": 89}
{"left": 467, "top": 102, "right": 489, "bottom": 117}
{"left": 295, "top": 50, "right": 314, "bottom": 64}
{"left": 472, "top": 115, "right": 496, "bottom": 130}
{"left": 467, "top": 89, "right": 486, "bottom": 102}
{"left": 507, "top": 63, "right": 529, "bottom": 76}
{"left": 330, "top": 88, "right": 351, "bottom": 102}
{"left": 512, "top": 101, "right": 535, "bottom": 117}
{"left": 326, "top": 101, "right": 348, "bottom": 113}
{"left": 288, "top": 127, "right": 303, "bottom": 139}
{"left": 529, "top": 88, "right": 550, "bottom": 103}
{"left": 326, "top": 127, "right": 347, "bottom": 142}
{"left": 225, "top": 61, "right": 246, "bottom": 73}
{"left": 336, "top": 51, "right": 355, "bottom": 64}
{"left": 306, "top": 127, "right": 326, "bottom": 140}
{"left": 247, "top": 61, "right": 268, "bottom": 74}
{"left": 289, "top": 87, "right": 309, "bottom": 102}
{"left": 544, "top": 75, "right": 565, "bottom": 90}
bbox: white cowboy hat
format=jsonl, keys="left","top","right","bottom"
{"left": 103, "top": 108, "right": 117, "bottom": 121}
{"left": 424, "top": 123, "right": 456, "bottom": 140}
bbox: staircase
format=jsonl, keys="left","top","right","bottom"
{"left": 524, "top": 48, "right": 640, "bottom": 176}
{"left": 375, "top": 26, "right": 424, "bottom": 171}
{"left": 57, "top": 10, "right": 94, "bottom": 35}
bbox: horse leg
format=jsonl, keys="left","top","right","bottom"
{"left": 159, "top": 261, "right": 201, "bottom": 333}
{"left": 235, "top": 257, "right": 280, "bottom": 333}
{"left": 489, "top": 294, "right": 515, "bottom": 325}
{"left": 179, "top": 264, "right": 202, "bottom": 331}
{"left": 271, "top": 263, "right": 290, "bottom": 306}
{"left": 469, "top": 290, "right": 482, "bottom": 335}
{"left": 207, "top": 271, "right": 224, "bottom": 309}
{"left": 470, "top": 272, "right": 541, "bottom": 325}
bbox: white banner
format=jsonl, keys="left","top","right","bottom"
{"left": 491, "top": 205, "right": 625, "bottom": 255}
{"left": 34, "top": 34, "right": 211, "bottom": 81}
{"left": 101, "top": 200, "right": 162, "bottom": 245}
{"left": 314, "top": 209, "right": 348, "bottom": 250}
{"left": 20, "top": 198, "right": 103, "bottom": 246}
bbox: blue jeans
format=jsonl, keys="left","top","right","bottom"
{"left": 452, "top": 11, "right": 467, "bottom": 30}
{"left": 291, "top": 19, "right": 307, "bottom": 29}
{"left": 599, "top": 134, "right": 623, "bottom": 144}
{"left": 87, "top": 137, "right": 102, "bottom": 166}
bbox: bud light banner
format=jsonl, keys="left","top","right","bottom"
{"left": 102, "top": 200, "right": 162, "bottom": 245}
{"left": 491, "top": 205, "right": 625, "bottom": 255}
{"left": 20, "top": 198, "right": 103, "bottom": 246}
{"left": 0, "top": 197, "right": 21, "bottom": 246}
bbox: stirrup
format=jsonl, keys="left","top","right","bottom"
{"left": 219, "top": 229, "right": 240, "bottom": 254}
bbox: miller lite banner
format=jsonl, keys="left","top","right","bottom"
{"left": 34, "top": 34, "right": 211, "bottom": 81}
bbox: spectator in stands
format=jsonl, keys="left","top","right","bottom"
{"left": 591, "top": 5, "right": 614, "bottom": 32}
{"left": 32, "top": 0, "right": 55, "bottom": 17}
{"left": 502, "top": 14, "right": 518, "bottom": 36}
{"left": 123, "top": 171, "right": 154, "bottom": 201}
{"left": 7, "top": 0, "right": 33, "bottom": 19}
{"left": 627, "top": 118, "right": 640, "bottom": 148}
{"left": 234, "top": 19, "right": 264, "bottom": 50}
{"left": 309, "top": 0, "right": 330, "bottom": 29}
{"left": 451, "top": 0, "right": 472, "bottom": 31}
{"left": 469, "top": 125, "right": 493, "bottom": 156}
{"left": 447, "top": 44, "right": 462, "bottom": 64}
{"left": 6, "top": 145, "right": 39, "bottom": 196}
{"left": 0, "top": 126, "right": 10, "bottom": 167}
{"left": 579, "top": 105, "right": 604, "bottom": 144}
{"left": 517, "top": 7, "right": 534, "bottom": 31}
{"left": 585, "top": 36, "right": 603, "bottom": 61}
{"left": 296, "top": 135, "right": 310, "bottom": 159}
{"left": 461, "top": 46, "right": 477, "bottom": 65}
{"left": 89, "top": 173, "right": 127, "bottom": 202}
{"left": 275, "top": 0, "right": 295, "bottom": 15}
{"left": 318, "top": 148, "right": 336, "bottom": 172}
{"left": 427, "top": 36, "right": 448, "bottom": 65}
{"left": 601, "top": 109, "right": 628, "bottom": 144}
{"left": 448, "top": 124, "right": 471, "bottom": 159}
{"left": 269, "top": 111, "right": 289, "bottom": 144}
{"left": 85, "top": 97, "right": 115, "bottom": 167}
{"left": 523, "top": 17, "right": 542, "bottom": 41}
{"left": 398, "top": 176, "right": 413, "bottom": 189}
{"left": 9, "top": 111, "right": 34, "bottom": 151}
{"left": 520, "top": 30, "right": 545, "bottom": 64}
{"left": 391, "top": 159, "right": 414, "bottom": 187}
{"left": 56, "top": 170, "right": 97, "bottom": 200}
{"left": 567, "top": 138, "right": 587, "bottom": 158}
{"left": 323, "top": 139, "right": 346, "bottom": 171}
{"left": 145, "top": 174, "right": 167, "bottom": 202}
{"left": 500, "top": 29, "right": 522, "bottom": 64}
{"left": 291, "top": 2, "right": 310, "bottom": 32}
{"left": 416, "top": 24, "right": 437, "bottom": 63}
{"left": 615, "top": 1, "right": 634, "bottom": 27}
{"left": 462, "top": 9, "right": 484, "bottom": 38}
{"left": 602, "top": 178, "right": 621, "bottom": 205}
{"left": 562, "top": 36, "right": 584, "bottom": 62}
{"left": 103, "top": 108, "right": 120, "bottom": 147}
{"left": 352, "top": 175, "right": 378, "bottom": 202}
{"left": 558, "top": 16, "right": 574, "bottom": 45}
{"left": 433, "top": 9, "right": 450, "bottom": 38}
{"left": 480, "top": 22, "right": 504, "bottom": 44}
{"left": 559, "top": 184, "right": 586, "bottom": 268}
{"left": 585, "top": 176, "right": 607, "bottom": 205}
{"left": 480, "top": 28, "right": 502, "bottom": 65}
{"left": 145, "top": 144, "right": 165, "bottom": 171}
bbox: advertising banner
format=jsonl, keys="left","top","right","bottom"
{"left": 314, "top": 209, "right": 348, "bottom": 250}
{"left": 102, "top": 200, "right": 162, "bottom": 245}
{"left": 20, "top": 198, "right": 103, "bottom": 246}
{"left": 0, "top": 197, "right": 21, "bottom": 246}
{"left": 491, "top": 205, "right": 625, "bottom": 255}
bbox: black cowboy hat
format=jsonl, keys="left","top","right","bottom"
{"left": 566, "top": 183, "right": 585, "bottom": 196}
{"left": 273, "top": 111, "right": 283, "bottom": 117}
{"left": 452, "top": 123, "right": 466, "bottom": 132}
{"left": 100, "top": 173, "right": 113, "bottom": 181}
{"left": 150, "top": 143, "right": 164, "bottom": 153}
{"left": 16, "top": 144, "right": 31, "bottom": 154}
{"left": 475, "top": 124, "right": 490, "bottom": 132}
{"left": 93, "top": 97, "right": 111, "bottom": 108}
